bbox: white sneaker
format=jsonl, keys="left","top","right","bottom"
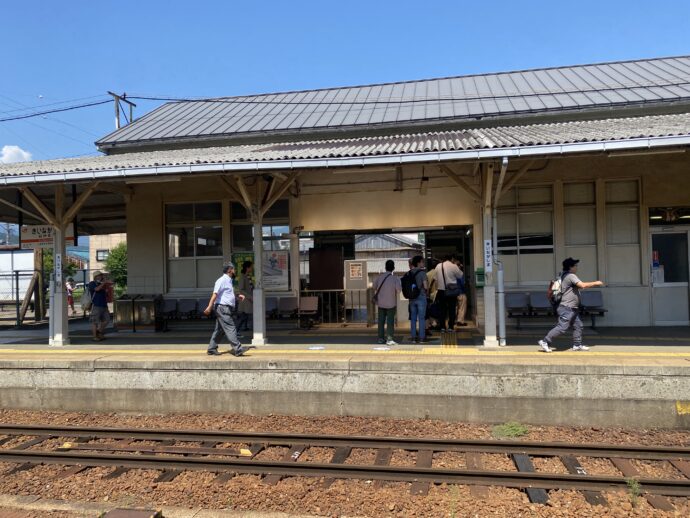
{"left": 386, "top": 339, "right": 398, "bottom": 346}
{"left": 538, "top": 340, "right": 554, "bottom": 353}
{"left": 572, "top": 345, "right": 590, "bottom": 351}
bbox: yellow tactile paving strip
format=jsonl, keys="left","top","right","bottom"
{"left": 0, "top": 348, "right": 688, "bottom": 358}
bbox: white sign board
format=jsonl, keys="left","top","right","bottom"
{"left": 20, "top": 225, "right": 75, "bottom": 249}
{"left": 484, "top": 239, "right": 493, "bottom": 272}
{"left": 55, "top": 253, "right": 63, "bottom": 282}
{"left": 262, "top": 250, "right": 289, "bottom": 291}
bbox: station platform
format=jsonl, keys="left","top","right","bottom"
{"left": 0, "top": 320, "right": 689, "bottom": 430}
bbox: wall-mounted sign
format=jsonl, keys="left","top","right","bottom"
{"left": 483, "top": 239, "right": 493, "bottom": 273}
{"left": 20, "top": 225, "right": 75, "bottom": 249}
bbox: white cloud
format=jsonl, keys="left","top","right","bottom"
{"left": 0, "top": 145, "right": 32, "bottom": 164}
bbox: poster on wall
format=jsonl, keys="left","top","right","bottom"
{"left": 263, "top": 250, "right": 289, "bottom": 291}
{"left": 232, "top": 252, "right": 255, "bottom": 287}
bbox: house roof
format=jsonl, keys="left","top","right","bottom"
{"left": 96, "top": 56, "right": 690, "bottom": 150}
{"left": 2, "top": 112, "right": 690, "bottom": 184}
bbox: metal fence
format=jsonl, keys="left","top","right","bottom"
{"left": 0, "top": 269, "right": 43, "bottom": 325}
{"left": 301, "top": 289, "right": 371, "bottom": 325}
{"left": 0, "top": 268, "right": 115, "bottom": 327}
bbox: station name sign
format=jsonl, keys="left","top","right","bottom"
{"left": 20, "top": 225, "right": 75, "bottom": 249}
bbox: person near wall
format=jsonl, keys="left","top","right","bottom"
{"left": 373, "top": 259, "right": 402, "bottom": 346}
{"left": 434, "top": 255, "right": 463, "bottom": 330}
{"left": 453, "top": 259, "right": 468, "bottom": 327}
{"left": 65, "top": 277, "right": 76, "bottom": 316}
{"left": 425, "top": 258, "right": 439, "bottom": 332}
{"left": 87, "top": 271, "right": 112, "bottom": 341}
{"left": 204, "top": 262, "right": 249, "bottom": 357}
{"left": 408, "top": 255, "right": 429, "bottom": 343}
{"left": 538, "top": 257, "right": 603, "bottom": 353}
{"left": 237, "top": 260, "right": 254, "bottom": 333}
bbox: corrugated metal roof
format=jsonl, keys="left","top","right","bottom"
{"left": 97, "top": 56, "right": 690, "bottom": 148}
{"left": 3, "top": 112, "right": 690, "bottom": 180}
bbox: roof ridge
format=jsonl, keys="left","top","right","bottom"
{"left": 159, "top": 55, "right": 690, "bottom": 102}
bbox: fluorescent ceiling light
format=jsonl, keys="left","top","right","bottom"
{"left": 392, "top": 226, "right": 443, "bottom": 232}
{"left": 608, "top": 148, "right": 687, "bottom": 157}
{"left": 126, "top": 176, "right": 182, "bottom": 184}
{"left": 649, "top": 216, "right": 663, "bottom": 220}
{"left": 332, "top": 167, "right": 396, "bottom": 175}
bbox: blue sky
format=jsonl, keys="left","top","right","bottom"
{"left": 1, "top": 0, "right": 689, "bottom": 162}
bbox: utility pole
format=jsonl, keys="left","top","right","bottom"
{"left": 107, "top": 91, "right": 137, "bottom": 129}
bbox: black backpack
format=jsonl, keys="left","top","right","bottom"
{"left": 401, "top": 269, "right": 421, "bottom": 300}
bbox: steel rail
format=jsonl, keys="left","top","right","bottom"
{"left": 0, "top": 424, "right": 688, "bottom": 460}
{"left": 1, "top": 449, "right": 689, "bottom": 496}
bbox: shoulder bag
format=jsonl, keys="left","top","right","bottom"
{"left": 441, "top": 263, "right": 461, "bottom": 298}
{"left": 372, "top": 273, "right": 392, "bottom": 305}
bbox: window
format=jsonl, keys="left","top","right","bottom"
{"left": 96, "top": 249, "right": 109, "bottom": 262}
{"left": 564, "top": 182, "right": 597, "bottom": 280}
{"left": 166, "top": 202, "right": 223, "bottom": 290}
{"left": 605, "top": 180, "right": 640, "bottom": 284}
{"left": 167, "top": 203, "right": 222, "bottom": 258}
{"left": 497, "top": 186, "right": 554, "bottom": 284}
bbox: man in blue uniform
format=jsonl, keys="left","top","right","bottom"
{"left": 204, "top": 262, "right": 249, "bottom": 356}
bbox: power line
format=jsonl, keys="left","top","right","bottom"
{"left": 0, "top": 94, "right": 110, "bottom": 115}
{"left": 0, "top": 100, "right": 111, "bottom": 122}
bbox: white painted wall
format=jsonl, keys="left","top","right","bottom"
{"left": 124, "top": 153, "right": 690, "bottom": 326}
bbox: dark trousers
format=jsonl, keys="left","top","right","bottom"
{"left": 437, "top": 290, "right": 457, "bottom": 329}
{"left": 544, "top": 306, "right": 583, "bottom": 346}
{"left": 377, "top": 307, "right": 396, "bottom": 341}
{"left": 208, "top": 305, "right": 242, "bottom": 353}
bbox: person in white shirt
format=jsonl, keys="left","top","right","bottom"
{"left": 434, "top": 255, "right": 463, "bottom": 330}
{"left": 204, "top": 262, "right": 248, "bottom": 357}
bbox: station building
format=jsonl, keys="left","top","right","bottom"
{"left": 1, "top": 55, "right": 690, "bottom": 346}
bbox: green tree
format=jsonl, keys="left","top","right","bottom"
{"left": 41, "top": 249, "right": 77, "bottom": 278}
{"left": 104, "top": 242, "right": 127, "bottom": 290}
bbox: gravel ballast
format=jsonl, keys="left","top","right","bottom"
{"left": 0, "top": 410, "right": 689, "bottom": 517}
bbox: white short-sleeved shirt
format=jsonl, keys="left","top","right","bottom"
{"left": 213, "top": 274, "right": 236, "bottom": 306}
{"left": 434, "top": 261, "right": 462, "bottom": 290}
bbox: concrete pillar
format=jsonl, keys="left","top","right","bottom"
{"left": 251, "top": 219, "right": 266, "bottom": 346}
{"left": 49, "top": 188, "right": 69, "bottom": 346}
{"left": 481, "top": 163, "right": 498, "bottom": 348}
{"left": 290, "top": 232, "right": 300, "bottom": 294}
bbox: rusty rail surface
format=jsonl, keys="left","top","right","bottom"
{"left": 1, "top": 423, "right": 689, "bottom": 508}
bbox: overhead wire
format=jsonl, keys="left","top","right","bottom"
{"left": 0, "top": 99, "right": 112, "bottom": 122}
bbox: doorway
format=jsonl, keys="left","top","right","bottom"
{"left": 651, "top": 229, "right": 690, "bottom": 325}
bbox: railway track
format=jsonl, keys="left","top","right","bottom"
{"left": 1, "top": 424, "right": 689, "bottom": 510}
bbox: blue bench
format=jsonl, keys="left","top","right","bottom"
{"left": 506, "top": 290, "right": 607, "bottom": 330}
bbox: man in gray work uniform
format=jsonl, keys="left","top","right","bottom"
{"left": 204, "top": 262, "right": 249, "bottom": 356}
{"left": 539, "top": 258, "right": 603, "bottom": 352}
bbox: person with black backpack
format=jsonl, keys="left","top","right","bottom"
{"left": 402, "top": 255, "right": 428, "bottom": 343}
{"left": 538, "top": 258, "right": 603, "bottom": 353}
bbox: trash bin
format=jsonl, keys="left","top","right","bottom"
{"left": 134, "top": 294, "right": 159, "bottom": 332}
{"left": 114, "top": 294, "right": 137, "bottom": 332}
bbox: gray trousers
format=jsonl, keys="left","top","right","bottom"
{"left": 208, "top": 305, "right": 242, "bottom": 353}
{"left": 544, "top": 305, "right": 583, "bottom": 347}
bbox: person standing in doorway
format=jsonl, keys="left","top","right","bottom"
{"left": 408, "top": 255, "right": 429, "bottom": 343}
{"left": 373, "top": 259, "right": 402, "bottom": 346}
{"left": 539, "top": 257, "right": 603, "bottom": 352}
{"left": 434, "top": 255, "right": 463, "bottom": 330}
{"left": 237, "top": 261, "right": 254, "bottom": 333}
{"left": 204, "top": 262, "right": 248, "bottom": 356}
{"left": 453, "top": 260, "right": 468, "bottom": 327}
{"left": 88, "top": 271, "right": 112, "bottom": 341}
